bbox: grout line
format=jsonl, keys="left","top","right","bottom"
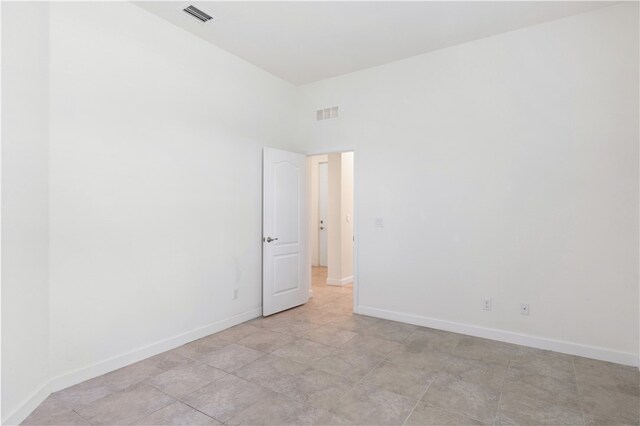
{"left": 572, "top": 357, "right": 587, "bottom": 426}
{"left": 400, "top": 340, "right": 457, "bottom": 426}
{"left": 492, "top": 356, "right": 512, "bottom": 426}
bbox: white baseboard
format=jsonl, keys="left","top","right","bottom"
{"left": 326, "top": 276, "right": 353, "bottom": 286}
{"left": 357, "top": 305, "right": 639, "bottom": 367}
{"left": 4, "top": 308, "right": 263, "bottom": 425}
{"left": 2, "top": 381, "right": 50, "bottom": 426}
{"left": 49, "top": 307, "right": 262, "bottom": 392}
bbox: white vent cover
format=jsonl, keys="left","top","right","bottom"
{"left": 316, "top": 106, "right": 339, "bottom": 121}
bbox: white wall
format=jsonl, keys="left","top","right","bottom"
{"left": 298, "top": 3, "right": 639, "bottom": 364}
{"left": 48, "top": 1, "right": 299, "bottom": 388}
{"left": 327, "top": 153, "right": 343, "bottom": 283}
{"left": 308, "top": 155, "right": 328, "bottom": 266}
{"left": 325, "top": 153, "right": 354, "bottom": 285}
{"left": 1, "top": 2, "right": 51, "bottom": 423}
{"left": 341, "top": 152, "right": 354, "bottom": 281}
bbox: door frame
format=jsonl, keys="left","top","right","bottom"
{"left": 306, "top": 148, "right": 358, "bottom": 314}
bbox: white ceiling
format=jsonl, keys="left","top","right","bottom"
{"left": 135, "top": 1, "right": 613, "bottom": 85}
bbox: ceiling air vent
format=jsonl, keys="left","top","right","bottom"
{"left": 183, "top": 5, "right": 213, "bottom": 23}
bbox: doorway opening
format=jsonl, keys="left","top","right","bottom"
{"left": 307, "top": 152, "right": 355, "bottom": 312}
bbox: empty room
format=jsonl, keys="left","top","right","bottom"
{"left": 1, "top": 1, "right": 638, "bottom": 425}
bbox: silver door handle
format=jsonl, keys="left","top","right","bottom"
{"left": 264, "top": 237, "right": 278, "bottom": 243}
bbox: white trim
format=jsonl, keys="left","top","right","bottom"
{"left": 358, "top": 305, "right": 639, "bottom": 367}
{"left": 2, "top": 381, "right": 50, "bottom": 426}
{"left": 49, "top": 307, "right": 261, "bottom": 392}
{"left": 326, "top": 276, "right": 353, "bottom": 286}
{"left": 5, "top": 308, "right": 263, "bottom": 425}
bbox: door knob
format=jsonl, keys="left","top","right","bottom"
{"left": 265, "top": 237, "right": 278, "bottom": 243}
{"left": 320, "top": 226, "right": 325, "bottom": 230}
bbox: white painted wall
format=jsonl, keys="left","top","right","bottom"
{"left": 298, "top": 3, "right": 639, "bottom": 364}
{"left": 308, "top": 155, "right": 328, "bottom": 266}
{"left": 1, "top": 2, "right": 51, "bottom": 423}
{"left": 48, "top": 1, "right": 299, "bottom": 388}
{"left": 327, "top": 153, "right": 343, "bottom": 283}
{"left": 325, "top": 153, "right": 354, "bottom": 285}
{"left": 341, "top": 152, "right": 354, "bottom": 281}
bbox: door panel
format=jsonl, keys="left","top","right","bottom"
{"left": 263, "top": 148, "right": 309, "bottom": 316}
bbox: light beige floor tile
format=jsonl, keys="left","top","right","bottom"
{"left": 214, "top": 324, "right": 263, "bottom": 342}
{"left": 181, "top": 374, "right": 274, "bottom": 423}
{"left": 574, "top": 357, "right": 640, "bottom": 397}
{"left": 442, "top": 356, "right": 509, "bottom": 391}
{"left": 330, "top": 383, "right": 416, "bottom": 425}
{"left": 406, "top": 402, "right": 485, "bottom": 425}
{"left": 503, "top": 370, "right": 580, "bottom": 408}
{"left": 237, "top": 329, "right": 295, "bottom": 353}
{"left": 271, "top": 339, "right": 337, "bottom": 365}
{"left": 360, "top": 360, "right": 434, "bottom": 400}
{"left": 52, "top": 376, "right": 117, "bottom": 410}
{"left": 172, "top": 337, "right": 231, "bottom": 362}
{"left": 362, "top": 320, "right": 417, "bottom": 343}
{"left": 235, "top": 354, "right": 309, "bottom": 384}
{"left": 263, "top": 318, "right": 321, "bottom": 337}
{"left": 294, "top": 310, "right": 338, "bottom": 326}
{"left": 144, "top": 364, "right": 227, "bottom": 398}
{"left": 497, "top": 391, "right": 584, "bottom": 425}
{"left": 52, "top": 359, "right": 166, "bottom": 409}
{"left": 75, "top": 383, "right": 175, "bottom": 425}
{"left": 328, "top": 314, "right": 378, "bottom": 333}
{"left": 402, "top": 328, "right": 461, "bottom": 354}
{"left": 304, "top": 325, "right": 357, "bottom": 348}
{"left": 508, "top": 350, "right": 575, "bottom": 383}
{"left": 132, "top": 401, "right": 220, "bottom": 425}
{"left": 312, "top": 410, "right": 353, "bottom": 425}
{"left": 22, "top": 397, "right": 90, "bottom": 426}
{"left": 421, "top": 372, "right": 500, "bottom": 424}
{"left": 201, "top": 343, "right": 265, "bottom": 372}
{"left": 386, "top": 345, "right": 450, "bottom": 373}
{"left": 281, "top": 367, "right": 354, "bottom": 410}
{"left": 227, "top": 394, "right": 331, "bottom": 426}
{"left": 313, "top": 347, "right": 383, "bottom": 382}
{"left": 342, "top": 333, "right": 402, "bottom": 355}
{"left": 141, "top": 350, "right": 197, "bottom": 371}
{"left": 579, "top": 383, "right": 640, "bottom": 426}
{"left": 453, "top": 337, "right": 518, "bottom": 364}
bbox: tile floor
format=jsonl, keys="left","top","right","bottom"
{"left": 24, "top": 267, "right": 639, "bottom": 425}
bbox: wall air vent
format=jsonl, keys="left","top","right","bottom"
{"left": 183, "top": 5, "right": 213, "bottom": 23}
{"left": 316, "top": 106, "right": 339, "bottom": 121}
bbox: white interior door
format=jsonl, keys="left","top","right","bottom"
{"left": 318, "top": 162, "right": 328, "bottom": 267}
{"left": 263, "top": 147, "right": 309, "bottom": 316}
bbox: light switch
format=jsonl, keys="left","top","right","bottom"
{"left": 375, "top": 218, "right": 384, "bottom": 228}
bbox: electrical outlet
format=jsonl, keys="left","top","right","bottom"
{"left": 483, "top": 298, "right": 492, "bottom": 311}
{"left": 232, "top": 288, "right": 239, "bottom": 300}
{"left": 375, "top": 218, "right": 384, "bottom": 228}
{"left": 520, "top": 303, "right": 529, "bottom": 315}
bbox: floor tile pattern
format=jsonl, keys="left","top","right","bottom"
{"left": 24, "top": 267, "right": 639, "bottom": 425}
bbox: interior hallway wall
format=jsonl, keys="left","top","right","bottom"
{"left": 326, "top": 153, "right": 354, "bottom": 285}
{"left": 340, "top": 152, "right": 354, "bottom": 281}
{"left": 297, "top": 3, "right": 640, "bottom": 364}
{"left": 1, "top": 2, "right": 51, "bottom": 423}
{"left": 48, "top": 1, "right": 300, "bottom": 392}
{"left": 308, "top": 155, "right": 328, "bottom": 267}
